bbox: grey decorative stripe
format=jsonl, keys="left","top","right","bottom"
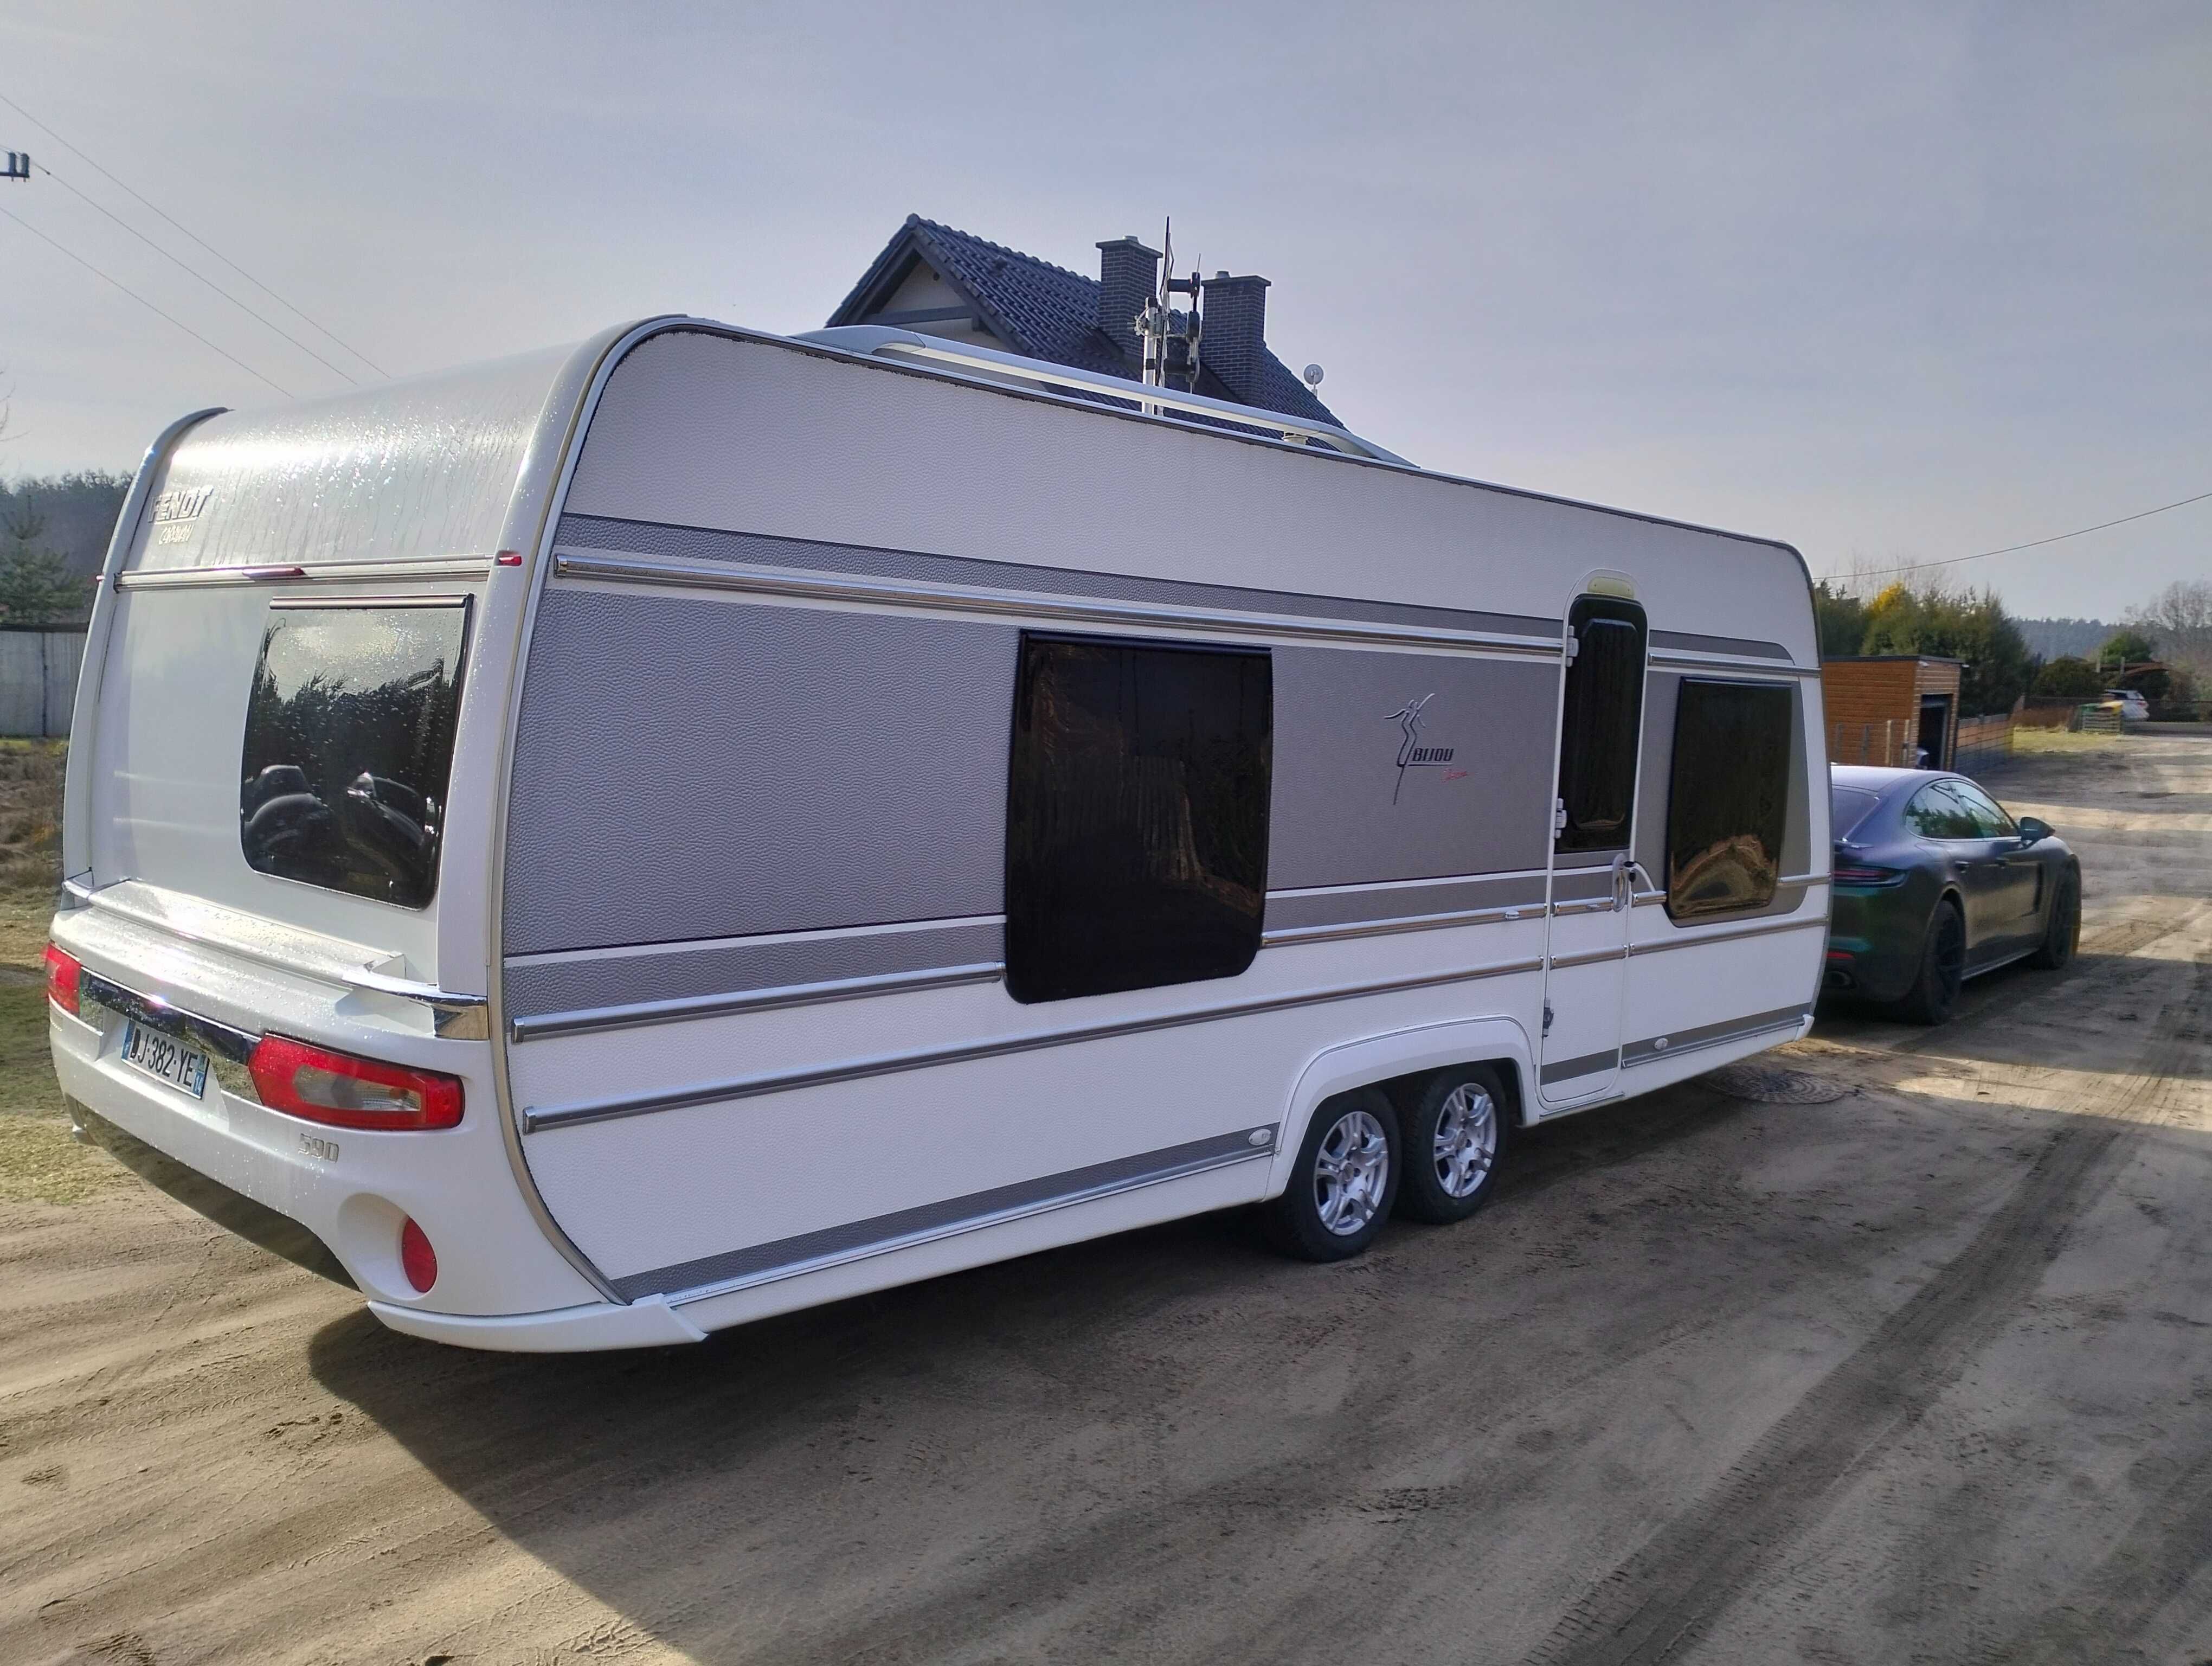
{"left": 1552, "top": 870, "right": 1617, "bottom": 902}
{"left": 524, "top": 956, "right": 1546, "bottom": 1133}
{"left": 1649, "top": 653, "right": 1822, "bottom": 680}
{"left": 504, "top": 919, "right": 1005, "bottom": 1021}
{"left": 559, "top": 514, "right": 1561, "bottom": 644}
{"left": 1262, "top": 905, "right": 1531, "bottom": 948}
{"left": 1650, "top": 629, "right": 1795, "bottom": 662}
{"left": 1621, "top": 1002, "right": 1812, "bottom": 1067}
{"left": 1541, "top": 1047, "right": 1620, "bottom": 1085}
{"left": 616, "top": 1126, "right": 1275, "bottom": 1302}
{"left": 511, "top": 963, "right": 1005, "bottom": 1042}
{"left": 556, "top": 551, "right": 1564, "bottom": 659}
{"left": 1263, "top": 874, "right": 1547, "bottom": 933}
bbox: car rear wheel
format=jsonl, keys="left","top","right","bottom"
{"left": 2027, "top": 868, "right": 2080, "bottom": 970}
{"left": 1892, "top": 898, "right": 1965, "bottom": 1025}
{"left": 1262, "top": 1088, "right": 1399, "bottom": 1263}
{"left": 1393, "top": 1066, "right": 1508, "bottom": 1225}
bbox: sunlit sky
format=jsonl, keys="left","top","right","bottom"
{"left": 2, "top": 2, "right": 2206, "bottom": 617}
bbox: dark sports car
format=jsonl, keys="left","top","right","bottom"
{"left": 1823, "top": 765, "right": 2081, "bottom": 1023}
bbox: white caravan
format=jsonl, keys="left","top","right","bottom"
{"left": 49, "top": 319, "right": 1830, "bottom": 1351}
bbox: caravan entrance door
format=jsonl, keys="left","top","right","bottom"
{"left": 1540, "top": 594, "right": 1648, "bottom": 1107}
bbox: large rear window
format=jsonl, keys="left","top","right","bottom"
{"left": 240, "top": 601, "right": 470, "bottom": 909}
{"left": 1830, "top": 785, "right": 1880, "bottom": 840}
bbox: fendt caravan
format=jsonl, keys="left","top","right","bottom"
{"left": 50, "top": 319, "right": 1830, "bottom": 1351}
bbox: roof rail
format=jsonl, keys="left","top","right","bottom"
{"left": 792, "top": 325, "right": 1409, "bottom": 466}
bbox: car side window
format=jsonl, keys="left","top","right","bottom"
{"left": 1945, "top": 780, "right": 2016, "bottom": 838}
{"left": 1903, "top": 783, "right": 1978, "bottom": 841}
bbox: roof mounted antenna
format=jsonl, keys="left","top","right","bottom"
{"left": 1134, "top": 216, "right": 1203, "bottom": 414}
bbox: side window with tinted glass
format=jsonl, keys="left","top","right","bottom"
{"left": 1903, "top": 784, "right": 1977, "bottom": 841}
{"left": 1945, "top": 780, "right": 2015, "bottom": 838}
{"left": 1004, "top": 634, "right": 1272, "bottom": 1003}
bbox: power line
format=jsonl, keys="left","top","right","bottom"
{"left": 0, "top": 88, "right": 386, "bottom": 377}
{"left": 1840, "top": 489, "right": 2212, "bottom": 582}
{"left": 0, "top": 203, "right": 296, "bottom": 397}
{"left": 34, "top": 159, "right": 360, "bottom": 386}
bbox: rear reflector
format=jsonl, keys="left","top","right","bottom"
{"left": 248, "top": 1035, "right": 463, "bottom": 1131}
{"left": 399, "top": 1216, "right": 438, "bottom": 1292}
{"left": 43, "top": 944, "right": 81, "bottom": 1016}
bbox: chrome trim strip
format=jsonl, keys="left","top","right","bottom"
{"left": 117, "top": 557, "right": 494, "bottom": 590}
{"left": 1621, "top": 1002, "right": 1814, "bottom": 1067}
{"left": 1262, "top": 903, "right": 1536, "bottom": 948}
{"left": 524, "top": 956, "right": 1546, "bottom": 1133}
{"left": 512, "top": 961, "right": 1005, "bottom": 1041}
{"left": 1647, "top": 651, "right": 1819, "bottom": 677}
{"left": 1540, "top": 1046, "right": 1620, "bottom": 1086}
{"left": 551, "top": 550, "right": 1566, "bottom": 659}
{"left": 1548, "top": 945, "right": 1629, "bottom": 970}
{"left": 77, "top": 967, "right": 261, "bottom": 1071}
{"left": 635, "top": 1125, "right": 1278, "bottom": 1303}
{"left": 1551, "top": 897, "right": 1620, "bottom": 918}
{"left": 337, "top": 968, "right": 491, "bottom": 1039}
{"left": 1629, "top": 916, "right": 1827, "bottom": 957}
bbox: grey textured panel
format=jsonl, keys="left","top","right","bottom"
{"left": 1541, "top": 1047, "right": 1620, "bottom": 1085}
{"left": 1621, "top": 1002, "right": 1811, "bottom": 1067}
{"left": 559, "top": 513, "right": 1561, "bottom": 643}
{"left": 1264, "top": 874, "right": 1546, "bottom": 932}
{"left": 613, "top": 1126, "right": 1274, "bottom": 1300}
{"left": 1268, "top": 645, "right": 1555, "bottom": 889}
{"left": 504, "top": 592, "right": 1018, "bottom": 954}
{"left": 1651, "top": 629, "right": 1794, "bottom": 662}
{"left": 505, "top": 920, "right": 1005, "bottom": 1018}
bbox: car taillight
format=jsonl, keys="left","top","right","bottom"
{"left": 1831, "top": 863, "right": 1906, "bottom": 887}
{"left": 247, "top": 1035, "right": 463, "bottom": 1131}
{"left": 43, "top": 944, "right": 81, "bottom": 1016}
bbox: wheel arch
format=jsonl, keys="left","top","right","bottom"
{"left": 1263, "top": 1016, "right": 1533, "bottom": 1200}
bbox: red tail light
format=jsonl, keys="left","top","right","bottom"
{"left": 1831, "top": 864, "right": 1906, "bottom": 888}
{"left": 247, "top": 1035, "right": 463, "bottom": 1131}
{"left": 43, "top": 944, "right": 81, "bottom": 1016}
{"left": 399, "top": 1217, "right": 438, "bottom": 1292}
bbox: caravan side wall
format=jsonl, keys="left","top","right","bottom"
{"left": 498, "top": 328, "right": 1826, "bottom": 1331}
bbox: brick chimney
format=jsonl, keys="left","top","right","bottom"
{"left": 1096, "top": 236, "right": 1161, "bottom": 364}
{"left": 1200, "top": 272, "right": 1270, "bottom": 403}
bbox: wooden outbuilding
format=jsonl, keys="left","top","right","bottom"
{"left": 1820, "top": 656, "right": 1962, "bottom": 768}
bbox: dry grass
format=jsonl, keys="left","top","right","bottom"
{"left": 0, "top": 739, "right": 115, "bottom": 1202}
{"left": 2008, "top": 727, "right": 2121, "bottom": 755}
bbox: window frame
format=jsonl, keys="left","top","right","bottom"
{"left": 1903, "top": 782, "right": 1981, "bottom": 842}
{"left": 1941, "top": 778, "right": 2017, "bottom": 838}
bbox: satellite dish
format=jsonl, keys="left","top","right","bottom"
{"left": 1302, "top": 363, "right": 1324, "bottom": 389}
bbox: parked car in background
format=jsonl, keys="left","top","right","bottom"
{"left": 2102, "top": 689, "right": 2150, "bottom": 722}
{"left": 1824, "top": 766, "right": 2081, "bottom": 1023}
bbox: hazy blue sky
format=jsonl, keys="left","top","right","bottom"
{"left": 2, "top": 2, "right": 2205, "bottom": 617}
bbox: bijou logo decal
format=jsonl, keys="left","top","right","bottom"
{"left": 1385, "top": 693, "right": 1464, "bottom": 803}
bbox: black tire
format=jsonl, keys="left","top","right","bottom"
{"left": 1392, "top": 1065, "right": 1511, "bottom": 1225}
{"left": 1262, "top": 1087, "right": 1400, "bottom": 1263}
{"left": 2027, "top": 867, "right": 2080, "bottom": 971}
{"left": 1892, "top": 898, "right": 1965, "bottom": 1025}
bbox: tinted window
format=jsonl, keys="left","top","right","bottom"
{"left": 1005, "top": 635, "right": 1270, "bottom": 1003}
{"left": 1557, "top": 598, "right": 1645, "bottom": 852}
{"left": 1945, "top": 779, "right": 2016, "bottom": 837}
{"left": 1830, "top": 785, "right": 1880, "bottom": 840}
{"left": 241, "top": 602, "right": 469, "bottom": 908}
{"left": 1903, "top": 783, "right": 1979, "bottom": 841}
{"left": 1666, "top": 680, "right": 1793, "bottom": 921}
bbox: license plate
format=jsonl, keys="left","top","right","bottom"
{"left": 119, "top": 1019, "right": 210, "bottom": 1099}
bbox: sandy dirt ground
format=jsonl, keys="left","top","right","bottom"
{"left": 3, "top": 733, "right": 2208, "bottom": 1666}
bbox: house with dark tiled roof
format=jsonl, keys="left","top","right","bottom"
{"left": 827, "top": 215, "right": 1339, "bottom": 426}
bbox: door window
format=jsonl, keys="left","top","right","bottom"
{"left": 1902, "top": 783, "right": 1979, "bottom": 841}
{"left": 1004, "top": 634, "right": 1272, "bottom": 1003}
{"left": 1556, "top": 597, "right": 1647, "bottom": 853}
{"left": 1943, "top": 779, "right": 2016, "bottom": 837}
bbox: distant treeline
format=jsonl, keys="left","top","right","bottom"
{"left": 1, "top": 472, "right": 131, "bottom": 582}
